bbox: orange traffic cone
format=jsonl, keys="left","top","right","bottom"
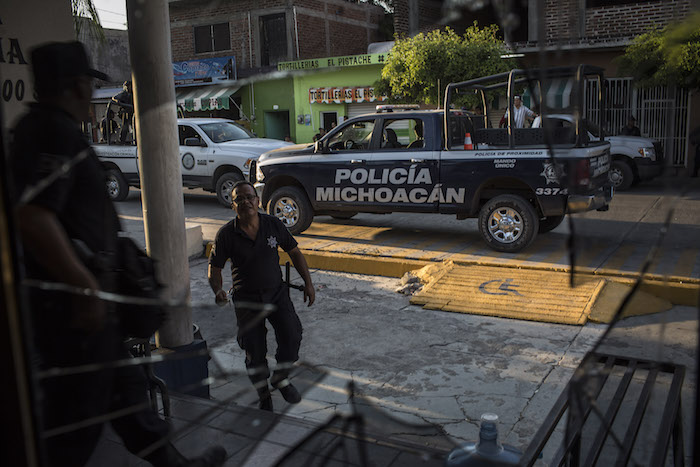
{"left": 464, "top": 132, "right": 473, "bottom": 150}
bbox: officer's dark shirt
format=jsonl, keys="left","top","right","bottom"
{"left": 113, "top": 90, "right": 134, "bottom": 116}
{"left": 209, "top": 213, "right": 297, "bottom": 297}
{"left": 10, "top": 103, "right": 121, "bottom": 277}
{"left": 620, "top": 126, "right": 641, "bottom": 137}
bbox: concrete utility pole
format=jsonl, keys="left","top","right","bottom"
{"left": 126, "top": 0, "right": 192, "bottom": 347}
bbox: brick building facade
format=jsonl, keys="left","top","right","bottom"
{"left": 393, "top": 0, "right": 699, "bottom": 169}
{"left": 168, "top": 0, "right": 385, "bottom": 77}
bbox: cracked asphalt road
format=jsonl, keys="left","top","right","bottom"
{"left": 187, "top": 257, "right": 697, "bottom": 462}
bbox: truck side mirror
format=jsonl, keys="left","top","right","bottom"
{"left": 184, "top": 137, "right": 206, "bottom": 147}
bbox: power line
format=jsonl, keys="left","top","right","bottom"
{"left": 97, "top": 7, "right": 126, "bottom": 17}
{"left": 101, "top": 19, "right": 127, "bottom": 27}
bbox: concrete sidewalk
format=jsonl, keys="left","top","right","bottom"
{"left": 187, "top": 258, "right": 698, "bottom": 465}
{"left": 86, "top": 255, "right": 697, "bottom": 466}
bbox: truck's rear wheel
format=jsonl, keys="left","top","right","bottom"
{"left": 106, "top": 168, "right": 129, "bottom": 201}
{"left": 609, "top": 160, "right": 633, "bottom": 191}
{"left": 267, "top": 186, "right": 313, "bottom": 235}
{"left": 538, "top": 215, "right": 565, "bottom": 233}
{"left": 215, "top": 172, "right": 242, "bottom": 207}
{"left": 479, "top": 194, "right": 539, "bottom": 252}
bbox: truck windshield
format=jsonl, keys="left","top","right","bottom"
{"left": 199, "top": 122, "right": 253, "bottom": 143}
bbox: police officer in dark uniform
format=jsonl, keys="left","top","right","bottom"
{"left": 10, "top": 41, "right": 225, "bottom": 467}
{"left": 99, "top": 102, "right": 119, "bottom": 143}
{"left": 620, "top": 116, "right": 641, "bottom": 136}
{"left": 112, "top": 80, "right": 134, "bottom": 143}
{"left": 208, "top": 181, "right": 315, "bottom": 411}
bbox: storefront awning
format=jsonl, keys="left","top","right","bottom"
{"left": 176, "top": 85, "right": 239, "bottom": 111}
{"left": 92, "top": 86, "right": 123, "bottom": 101}
{"left": 522, "top": 78, "right": 574, "bottom": 110}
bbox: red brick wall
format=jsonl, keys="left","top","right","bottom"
{"left": 297, "top": 15, "right": 327, "bottom": 59}
{"left": 329, "top": 21, "right": 369, "bottom": 56}
{"left": 169, "top": 0, "right": 383, "bottom": 70}
{"left": 394, "top": 0, "right": 409, "bottom": 36}
{"left": 544, "top": 0, "right": 692, "bottom": 42}
{"left": 393, "top": 0, "right": 443, "bottom": 37}
{"left": 544, "top": 0, "right": 580, "bottom": 41}
{"left": 584, "top": 0, "right": 691, "bottom": 39}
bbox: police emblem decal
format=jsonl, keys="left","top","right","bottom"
{"left": 267, "top": 236, "right": 278, "bottom": 248}
{"left": 540, "top": 162, "right": 563, "bottom": 185}
{"left": 182, "top": 153, "right": 195, "bottom": 170}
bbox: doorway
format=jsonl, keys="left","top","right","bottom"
{"left": 321, "top": 111, "right": 338, "bottom": 133}
{"left": 264, "top": 111, "right": 290, "bottom": 140}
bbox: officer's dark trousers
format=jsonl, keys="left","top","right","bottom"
{"left": 36, "top": 306, "right": 171, "bottom": 467}
{"left": 234, "top": 285, "right": 303, "bottom": 391}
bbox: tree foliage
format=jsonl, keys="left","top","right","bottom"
{"left": 72, "top": 0, "right": 105, "bottom": 41}
{"left": 375, "top": 24, "right": 514, "bottom": 106}
{"left": 616, "top": 13, "right": 700, "bottom": 90}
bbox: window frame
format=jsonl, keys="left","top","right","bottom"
{"left": 259, "top": 13, "right": 288, "bottom": 66}
{"left": 193, "top": 22, "right": 231, "bottom": 54}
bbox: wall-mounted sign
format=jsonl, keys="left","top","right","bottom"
{"left": 173, "top": 56, "right": 236, "bottom": 86}
{"left": 2, "top": 0, "right": 73, "bottom": 131}
{"left": 309, "top": 87, "right": 388, "bottom": 104}
{"left": 279, "top": 53, "right": 389, "bottom": 72}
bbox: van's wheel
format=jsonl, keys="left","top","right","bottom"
{"left": 479, "top": 194, "right": 539, "bottom": 252}
{"left": 215, "top": 172, "right": 242, "bottom": 207}
{"left": 538, "top": 215, "right": 565, "bottom": 234}
{"left": 330, "top": 212, "right": 357, "bottom": 220}
{"left": 106, "top": 168, "right": 129, "bottom": 201}
{"left": 609, "top": 160, "right": 634, "bottom": 191}
{"left": 267, "top": 186, "right": 313, "bottom": 235}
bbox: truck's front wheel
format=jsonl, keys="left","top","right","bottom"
{"left": 215, "top": 172, "right": 242, "bottom": 207}
{"left": 106, "top": 168, "right": 129, "bottom": 201}
{"left": 479, "top": 194, "right": 539, "bottom": 252}
{"left": 267, "top": 186, "right": 313, "bottom": 235}
{"left": 609, "top": 160, "right": 634, "bottom": 191}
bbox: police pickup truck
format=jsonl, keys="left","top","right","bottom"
{"left": 548, "top": 114, "right": 663, "bottom": 190}
{"left": 94, "top": 118, "right": 291, "bottom": 206}
{"left": 254, "top": 66, "right": 613, "bottom": 252}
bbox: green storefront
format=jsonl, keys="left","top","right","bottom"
{"left": 176, "top": 53, "right": 387, "bottom": 143}
{"left": 238, "top": 53, "right": 387, "bottom": 143}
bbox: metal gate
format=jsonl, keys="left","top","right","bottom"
{"left": 586, "top": 78, "right": 690, "bottom": 167}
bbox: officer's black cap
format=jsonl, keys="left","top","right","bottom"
{"left": 31, "top": 41, "right": 109, "bottom": 98}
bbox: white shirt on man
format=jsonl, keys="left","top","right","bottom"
{"left": 504, "top": 103, "right": 535, "bottom": 128}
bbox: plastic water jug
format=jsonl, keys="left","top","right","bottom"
{"left": 444, "top": 413, "right": 522, "bottom": 466}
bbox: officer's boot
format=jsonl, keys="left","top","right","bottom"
{"left": 256, "top": 382, "right": 273, "bottom": 412}
{"left": 271, "top": 369, "right": 301, "bottom": 404}
{"left": 145, "top": 442, "right": 226, "bottom": 467}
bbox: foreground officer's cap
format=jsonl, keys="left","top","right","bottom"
{"left": 31, "top": 41, "right": 109, "bottom": 98}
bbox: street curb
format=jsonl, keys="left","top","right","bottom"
{"left": 286, "top": 249, "right": 700, "bottom": 307}
{"left": 205, "top": 242, "right": 699, "bottom": 307}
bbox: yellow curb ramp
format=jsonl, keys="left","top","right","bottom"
{"left": 204, "top": 242, "right": 699, "bottom": 308}
{"left": 288, "top": 249, "right": 700, "bottom": 308}
{"left": 410, "top": 263, "right": 606, "bottom": 325}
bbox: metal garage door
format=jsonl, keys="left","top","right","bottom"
{"left": 347, "top": 103, "right": 379, "bottom": 119}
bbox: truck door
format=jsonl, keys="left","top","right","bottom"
{"left": 438, "top": 112, "right": 481, "bottom": 213}
{"left": 364, "top": 116, "right": 439, "bottom": 212}
{"left": 310, "top": 117, "right": 378, "bottom": 210}
{"left": 178, "top": 124, "right": 214, "bottom": 185}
